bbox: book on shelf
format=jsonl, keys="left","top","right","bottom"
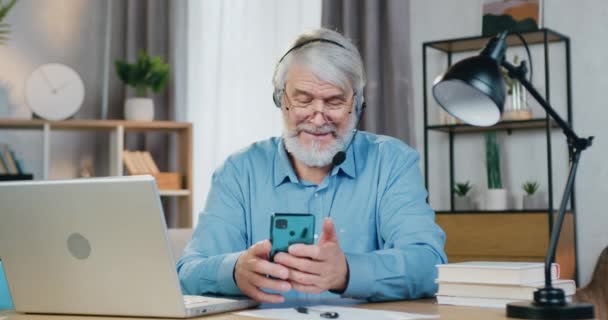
{"left": 122, "top": 150, "right": 139, "bottom": 175}
{"left": 436, "top": 261, "right": 559, "bottom": 285}
{"left": 0, "top": 144, "right": 19, "bottom": 174}
{"left": 122, "top": 150, "right": 181, "bottom": 190}
{"left": 0, "top": 151, "right": 7, "bottom": 174}
{"left": 123, "top": 150, "right": 160, "bottom": 175}
{"left": 132, "top": 151, "right": 148, "bottom": 174}
{"left": 141, "top": 151, "right": 160, "bottom": 174}
{"left": 437, "top": 279, "right": 576, "bottom": 300}
{"left": 436, "top": 295, "right": 573, "bottom": 309}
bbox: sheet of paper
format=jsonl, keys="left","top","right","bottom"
{"left": 235, "top": 305, "right": 439, "bottom": 320}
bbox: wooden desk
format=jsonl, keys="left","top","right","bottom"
{"left": 0, "top": 299, "right": 513, "bottom": 320}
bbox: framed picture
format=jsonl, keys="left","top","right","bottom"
{"left": 482, "top": 0, "right": 543, "bottom": 36}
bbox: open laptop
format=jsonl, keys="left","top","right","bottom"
{"left": 0, "top": 176, "right": 258, "bottom": 318}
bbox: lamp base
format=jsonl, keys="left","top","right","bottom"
{"left": 507, "top": 301, "right": 594, "bottom": 319}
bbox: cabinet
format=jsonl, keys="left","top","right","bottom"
{"left": 422, "top": 29, "right": 578, "bottom": 280}
{"left": 0, "top": 119, "right": 193, "bottom": 228}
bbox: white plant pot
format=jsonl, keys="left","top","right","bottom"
{"left": 523, "top": 192, "right": 547, "bottom": 210}
{"left": 124, "top": 97, "right": 154, "bottom": 121}
{"left": 484, "top": 189, "right": 508, "bottom": 210}
{"left": 454, "top": 196, "right": 474, "bottom": 211}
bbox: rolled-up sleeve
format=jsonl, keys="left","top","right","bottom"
{"left": 342, "top": 148, "right": 447, "bottom": 301}
{"left": 177, "top": 160, "right": 248, "bottom": 296}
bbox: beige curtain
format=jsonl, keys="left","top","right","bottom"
{"left": 110, "top": 0, "right": 172, "bottom": 170}
{"left": 102, "top": 0, "right": 184, "bottom": 226}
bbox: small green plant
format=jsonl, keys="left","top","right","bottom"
{"left": 0, "top": 0, "right": 17, "bottom": 45}
{"left": 523, "top": 181, "right": 539, "bottom": 195}
{"left": 453, "top": 181, "right": 473, "bottom": 197}
{"left": 115, "top": 51, "right": 170, "bottom": 97}
{"left": 485, "top": 132, "right": 502, "bottom": 189}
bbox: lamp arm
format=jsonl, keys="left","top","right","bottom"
{"left": 542, "top": 149, "right": 580, "bottom": 288}
{"left": 501, "top": 61, "right": 581, "bottom": 143}
{"left": 502, "top": 60, "right": 595, "bottom": 290}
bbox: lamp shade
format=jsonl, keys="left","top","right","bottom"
{"left": 433, "top": 55, "right": 506, "bottom": 127}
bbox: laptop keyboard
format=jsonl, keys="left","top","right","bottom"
{"left": 183, "top": 295, "right": 212, "bottom": 305}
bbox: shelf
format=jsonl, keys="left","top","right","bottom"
{"left": 426, "top": 119, "right": 559, "bottom": 133}
{"left": 0, "top": 118, "right": 194, "bottom": 228}
{"left": 424, "top": 28, "right": 568, "bottom": 53}
{"left": 436, "top": 210, "right": 573, "bottom": 215}
{"left": 0, "top": 119, "right": 46, "bottom": 129}
{"left": 159, "top": 189, "right": 191, "bottom": 197}
{"left": 0, "top": 119, "right": 191, "bottom": 132}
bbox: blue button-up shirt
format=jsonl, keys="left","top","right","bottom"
{"left": 177, "top": 132, "right": 447, "bottom": 301}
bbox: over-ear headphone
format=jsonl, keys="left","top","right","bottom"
{"left": 272, "top": 38, "right": 365, "bottom": 116}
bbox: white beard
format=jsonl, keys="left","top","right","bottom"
{"left": 283, "top": 113, "right": 357, "bottom": 167}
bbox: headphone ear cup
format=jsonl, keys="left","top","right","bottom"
{"left": 273, "top": 90, "right": 282, "bottom": 109}
{"left": 354, "top": 92, "right": 365, "bottom": 115}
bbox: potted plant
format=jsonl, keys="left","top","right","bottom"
{"left": 453, "top": 181, "right": 474, "bottom": 211}
{"left": 115, "top": 51, "right": 169, "bottom": 121}
{"left": 0, "top": 0, "right": 17, "bottom": 45}
{"left": 484, "top": 132, "right": 508, "bottom": 210}
{"left": 522, "top": 181, "right": 546, "bottom": 210}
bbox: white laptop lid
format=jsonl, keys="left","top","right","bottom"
{"left": 0, "top": 176, "right": 188, "bottom": 317}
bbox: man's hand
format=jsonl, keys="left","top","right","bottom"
{"left": 234, "top": 240, "right": 292, "bottom": 303}
{"left": 273, "top": 218, "right": 348, "bottom": 294}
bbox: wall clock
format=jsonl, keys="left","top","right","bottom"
{"left": 25, "top": 63, "right": 85, "bottom": 120}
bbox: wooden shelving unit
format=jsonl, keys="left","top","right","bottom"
{"left": 0, "top": 119, "right": 193, "bottom": 228}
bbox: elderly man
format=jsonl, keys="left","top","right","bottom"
{"left": 177, "top": 29, "right": 446, "bottom": 303}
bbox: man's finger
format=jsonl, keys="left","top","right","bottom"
{"left": 288, "top": 243, "right": 323, "bottom": 261}
{"left": 240, "top": 272, "right": 285, "bottom": 303}
{"left": 251, "top": 258, "right": 290, "bottom": 279}
{"left": 288, "top": 268, "right": 320, "bottom": 286}
{"left": 290, "top": 282, "right": 324, "bottom": 294}
{"left": 274, "top": 252, "right": 321, "bottom": 274}
{"left": 250, "top": 273, "right": 292, "bottom": 292}
{"left": 247, "top": 287, "right": 285, "bottom": 304}
{"left": 251, "top": 240, "right": 272, "bottom": 258}
{"left": 318, "top": 218, "right": 338, "bottom": 244}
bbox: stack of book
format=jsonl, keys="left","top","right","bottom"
{"left": 122, "top": 150, "right": 181, "bottom": 190}
{"left": 0, "top": 144, "right": 32, "bottom": 180}
{"left": 436, "top": 261, "right": 576, "bottom": 308}
{"left": 122, "top": 150, "right": 160, "bottom": 175}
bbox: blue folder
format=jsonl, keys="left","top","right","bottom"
{"left": 0, "top": 261, "right": 13, "bottom": 310}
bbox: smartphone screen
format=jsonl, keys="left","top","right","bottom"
{"left": 269, "top": 213, "right": 315, "bottom": 261}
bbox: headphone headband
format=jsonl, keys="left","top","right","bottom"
{"left": 277, "top": 38, "right": 345, "bottom": 65}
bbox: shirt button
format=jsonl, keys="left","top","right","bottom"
{"left": 314, "top": 193, "right": 318, "bottom": 197}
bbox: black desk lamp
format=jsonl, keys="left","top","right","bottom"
{"left": 432, "top": 31, "right": 595, "bottom": 319}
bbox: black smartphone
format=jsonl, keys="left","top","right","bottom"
{"left": 269, "top": 213, "right": 315, "bottom": 262}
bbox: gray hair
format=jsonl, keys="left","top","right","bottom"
{"left": 272, "top": 29, "right": 366, "bottom": 112}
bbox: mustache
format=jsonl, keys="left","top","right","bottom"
{"left": 290, "top": 123, "right": 337, "bottom": 137}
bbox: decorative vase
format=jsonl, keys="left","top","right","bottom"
{"left": 502, "top": 81, "right": 533, "bottom": 121}
{"left": 454, "top": 196, "right": 474, "bottom": 211}
{"left": 523, "top": 192, "right": 547, "bottom": 210}
{"left": 124, "top": 97, "right": 154, "bottom": 121}
{"left": 484, "top": 189, "right": 508, "bottom": 210}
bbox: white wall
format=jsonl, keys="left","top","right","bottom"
{"left": 410, "top": 0, "right": 608, "bottom": 286}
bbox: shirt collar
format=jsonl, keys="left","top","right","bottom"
{"left": 330, "top": 141, "right": 357, "bottom": 179}
{"left": 274, "top": 139, "right": 299, "bottom": 187}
